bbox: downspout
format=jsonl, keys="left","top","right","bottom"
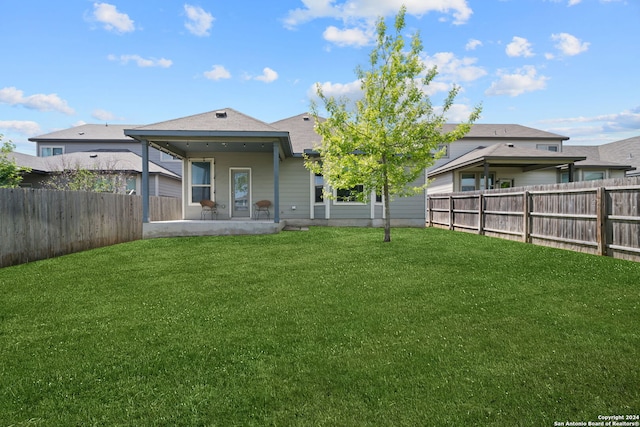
{"left": 273, "top": 142, "right": 280, "bottom": 223}
{"left": 142, "top": 139, "right": 150, "bottom": 223}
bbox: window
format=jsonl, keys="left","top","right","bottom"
{"left": 335, "top": 185, "right": 365, "bottom": 203}
{"left": 537, "top": 144, "right": 559, "bottom": 152}
{"left": 434, "top": 144, "right": 449, "bottom": 159}
{"left": 461, "top": 173, "right": 476, "bottom": 192}
{"left": 126, "top": 177, "right": 137, "bottom": 195}
{"left": 189, "top": 159, "right": 213, "bottom": 204}
{"left": 560, "top": 171, "right": 571, "bottom": 183}
{"left": 584, "top": 171, "right": 605, "bottom": 181}
{"left": 40, "top": 146, "right": 63, "bottom": 157}
{"left": 460, "top": 172, "right": 495, "bottom": 191}
{"left": 314, "top": 173, "right": 324, "bottom": 203}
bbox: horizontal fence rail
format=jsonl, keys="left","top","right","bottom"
{"left": 1, "top": 188, "right": 181, "bottom": 268}
{"left": 427, "top": 177, "right": 640, "bottom": 262}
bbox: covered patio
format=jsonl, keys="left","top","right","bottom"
{"left": 124, "top": 109, "right": 295, "bottom": 234}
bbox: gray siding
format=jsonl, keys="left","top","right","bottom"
{"left": 279, "top": 158, "right": 312, "bottom": 220}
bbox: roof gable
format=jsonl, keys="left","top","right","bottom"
{"left": 131, "top": 108, "right": 279, "bottom": 132}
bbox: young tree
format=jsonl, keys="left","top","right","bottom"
{"left": 44, "top": 157, "right": 133, "bottom": 193}
{"left": 0, "top": 136, "right": 31, "bottom": 188}
{"left": 306, "top": 6, "right": 481, "bottom": 242}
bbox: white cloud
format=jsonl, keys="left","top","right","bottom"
{"left": 92, "top": 2, "right": 135, "bottom": 34}
{"left": 551, "top": 32, "right": 589, "bottom": 56}
{"left": 255, "top": 67, "right": 279, "bottom": 83}
{"left": 506, "top": 36, "right": 534, "bottom": 57}
{"left": 204, "top": 65, "right": 231, "bottom": 81}
{"left": 421, "top": 52, "right": 487, "bottom": 82}
{"left": 568, "top": 0, "right": 582, "bottom": 5}
{"left": 485, "top": 66, "right": 549, "bottom": 97}
{"left": 309, "top": 79, "right": 363, "bottom": 102}
{"left": 434, "top": 103, "right": 479, "bottom": 122}
{"left": 542, "top": 107, "right": 640, "bottom": 131}
{"left": 108, "top": 54, "right": 173, "bottom": 68}
{"left": 323, "top": 25, "right": 372, "bottom": 47}
{"left": 184, "top": 4, "right": 214, "bottom": 37}
{"left": 0, "top": 87, "right": 75, "bottom": 115}
{"left": 92, "top": 109, "right": 116, "bottom": 121}
{"left": 465, "top": 39, "right": 482, "bottom": 51}
{"left": 284, "top": 0, "right": 473, "bottom": 29}
{"left": 0, "top": 120, "right": 42, "bottom": 136}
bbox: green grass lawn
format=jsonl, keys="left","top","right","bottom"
{"left": 0, "top": 227, "right": 638, "bottom": 426}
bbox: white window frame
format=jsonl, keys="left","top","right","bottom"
{"left": 536, "top": 144, "right": 560, "bottom": 152}
{"left": 40, "top": 146, "right": 64, "bottom": 157}
{"left": 434, "top": 144, "right": 450, "bottom": 158}
{"left": 459, "top": 172, "right": 496, "bottom": 192}
{"left": 188, "top": 158, "right": 214, "bottom": 206}
{"left": 583, "top": 170, "right": 605, "bottom": 181}
{"left": 333, "top": 185, "right": 367, "bottom": 205}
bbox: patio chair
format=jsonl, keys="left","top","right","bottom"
{"left": 200, "top": 199, "right": 218, "bottom": 220}
{"left": 253, "top": 200, "right": 271, "bottom": 220}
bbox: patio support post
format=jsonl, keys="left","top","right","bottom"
{"left": 273, "top": 142, "right": 280, "bottom": 223}
{"left": 568, "top": 163, "right": 575, "bottom": 182}
{"left": 141, "top": 139, "right": 150, "bottom": 223}
{"left": 483, "top": 162, "right": 490, "bottom": 190}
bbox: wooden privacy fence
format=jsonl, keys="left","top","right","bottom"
{"left": 427, "top": 177, "right": 640, "bottom": 262}
{"left": 0, "top": 188, "right": 182, "bottom": 268}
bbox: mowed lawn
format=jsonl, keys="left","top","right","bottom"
{"left": 0, "top": 227, "right": 638, "bottom": 426}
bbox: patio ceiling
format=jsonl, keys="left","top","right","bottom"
{"left": 124, "top": 129, "right": 293, "bottom": 160}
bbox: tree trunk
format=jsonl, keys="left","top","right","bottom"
{"left": 382, "top": 159, "right": 391, "bottom": 242}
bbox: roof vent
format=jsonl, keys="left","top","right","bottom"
{"left": 303, "top": 115, "right": 310, "bottom": 121}
{"left": 215, "top": 110, "right": 227, "bottom": 118}
{"left": 506, "top": 143, "right": 514, "bottom": 148}
{"left": 90, "top": 154, "right": 98, "bottom": 158}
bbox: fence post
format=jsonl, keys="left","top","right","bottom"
{"left": 478, "top": 194, "right": 484, "bottom": 235}
{"left": 448, "top": 195, "right": 454, "bottom": 230}
{"left": 596, "top": 186, "right": 607, "bottom": 256}
{"left": 427, "top": 196, "right": 432, "bottom": 227}
{"left": 523, "top": 191, "right": 530, "bottom": 243}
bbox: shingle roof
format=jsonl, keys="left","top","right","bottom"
{"left": 441, "top": 123, "right": 569, "bottom": 140}
{"left": 271, "top": 113, "right": 324, "bottom": 154}
{"left": 429, "top": 143, "right": 586, "bottom": 176}
{"left": 562, "top": 145, "right": 634, "bottom": 170}
{"left": 10, "top": 151, "right": 179, "bottom": 178}
{"left": 131, "top": 108, "right": 279, "bottom": 132}
{"left": 29, "top": 124, "right": 138, "bottom": 141}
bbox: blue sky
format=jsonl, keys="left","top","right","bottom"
{"left": 1, "top": 0, "right": 638, "bottom": 154}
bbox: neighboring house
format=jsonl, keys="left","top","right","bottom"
{"left": 9, "top": 150, "right": 180, "bottom": 196}
{"left": 565, "top": 136, "right": 640, "bottom": 178}
{"left": 426, "top": 124, "right": 634, "bottom": 194}
{"left": 27, "top": 124, "right": 182, "bottom": 197}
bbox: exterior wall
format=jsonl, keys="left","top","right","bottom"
{"left": 427, "top": 173, "right": 454, "bottom": 194}
{"left": 180, "top": 154, "right": 427, "bottom": 223}
{"left": 279, "top": 158, "right": 312, "bottom": 220}
{"left": 183, "top": 152, "right": 275, "bottom": 220}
